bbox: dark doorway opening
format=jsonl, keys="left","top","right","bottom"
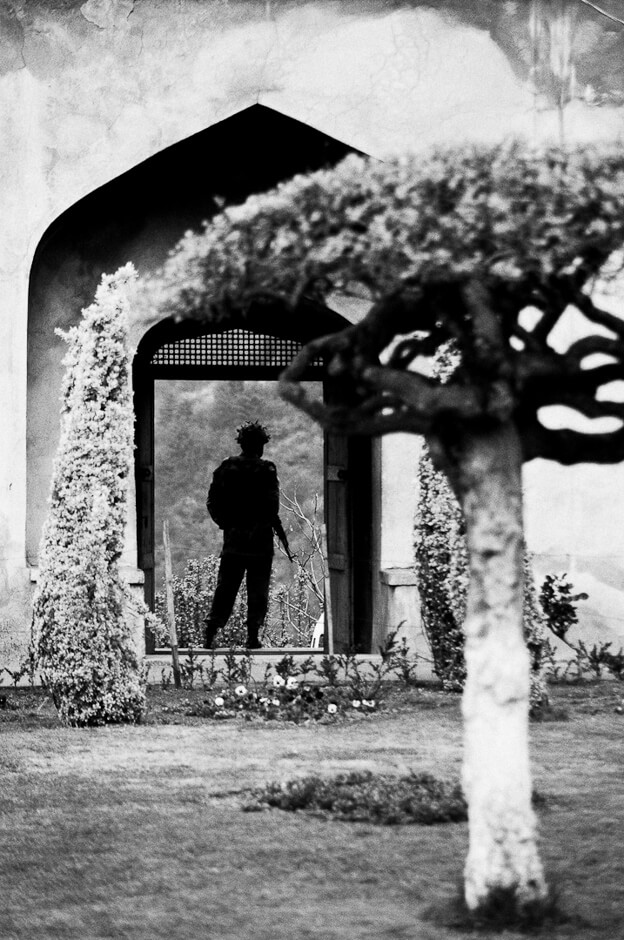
{"left": 134, "top": 314, "right": 374, "bottom": 653}
{"left": 153, "top": 373, "right": 324, "bottom": 650}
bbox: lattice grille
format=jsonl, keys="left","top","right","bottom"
{"left": 150, "top": 329, "right": 321, "bottom": 370}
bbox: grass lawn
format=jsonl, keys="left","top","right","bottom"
{"left": 1, "top": 681, "right": 623, "bottom": 940}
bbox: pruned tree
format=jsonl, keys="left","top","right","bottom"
{"left": 140, "top": 143, "right": 624, "bottom": 912}
{"left": 33, "top": 265, "right": 146, "bottom": 727}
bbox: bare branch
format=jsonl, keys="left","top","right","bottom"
{"left": 461, "top": 280, "right": 507, "bottom": 369}
{"left": 570, "top": 291, "right": 624, "bottom": 339}
{"left": 508, "top": 322, "right": 545, "bottom": 354}
{"left": 279, "top": 380, "right": 431, "bottom": 435}
{"left": 514, "top": 347, "right": 568, "bottom": 393}
{"left": 518, "top": 360, "right": 624, "bottom": 421}
{"left": 361, "top": 365, "right": 483, "bottom": 422}
{"left": 573, "top": 361, "right": 624, "bottom": 392}
{"left": 387, "top": 332, "right": 441, "bottom": 368}
{"left": 580, "top": 0, "right": 624, "bottom": 28}
{"left": 565, "top": 335, "right": 624, "bottom": 362}
{"left": 280, "top": 290, "right": 446, "bottom": 435}
{"left": 526, "top": 286, "right": 567, "bottom": 343}
{"left": 523, "top": 420, "right": 624, "bottom": 465}
{"left": 546, "top": 393, "right": 624, "bottom": 421}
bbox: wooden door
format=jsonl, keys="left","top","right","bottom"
{"left": 325, "top": 431, "right": 352, "bottom": 651}
{"left": 133, "top": 364, "right": 156, "bottom": 650}
{"left": 324, "top": 432, "right": 373, "bottom": 653}
{"left": 349, "top": 436, "right": 374, "bottom": 652}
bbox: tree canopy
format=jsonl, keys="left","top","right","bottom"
{"left": 143, "top": 143, "right": 624, "bottom": 469}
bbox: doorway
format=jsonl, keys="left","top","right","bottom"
{"left": 134, "top": 315, "right": 374, "bottom": 652}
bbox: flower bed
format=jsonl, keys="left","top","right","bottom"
{"left": 191, "top": 675, "right": 379, "bottom": 723}
{"left": 242, "top": 770, "right": 467, "bottom": 824}
{"left": 153, "top": 634, "right": 418, "bottom": 723}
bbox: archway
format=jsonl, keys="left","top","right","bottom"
{"left": 133, "top": 303, "right": 374, "bottom": 654}
{"left": 26, "top": 102, "right": 377, "bottom": 652}
{"left": 26, "top": 104, "right": 360, "bottom": 565}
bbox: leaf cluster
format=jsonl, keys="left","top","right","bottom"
{"left": 144, "top": 143, "right": 624, "bottom": 317}
{"left": 539, "top": 573, "right": 624, "bottom": 681}
{"left": 141, "top": 142, "right": 624, "bottom": 465}
{"left": 539, "top": 572, "right": 587, "bottom": 640}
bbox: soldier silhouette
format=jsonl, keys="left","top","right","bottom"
{"left": 204, "top": 421, "right": 293, "bottom": 649}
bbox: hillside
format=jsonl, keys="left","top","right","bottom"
{"left": 154, "top": 379, "right": 324, "bottom": 593}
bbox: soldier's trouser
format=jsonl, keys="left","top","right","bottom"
{"left": 204, "top": 553, "right": 272, "bottom": 646}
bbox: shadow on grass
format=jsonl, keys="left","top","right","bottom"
{"left": 530, "top": 703, "right": 570, "bottom": 723}
{"left": 426, "top": 881, "right": 584, "bottom": 934}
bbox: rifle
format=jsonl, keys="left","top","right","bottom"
{"left": 273, "top": 516, "right": 294, "bottom": 561}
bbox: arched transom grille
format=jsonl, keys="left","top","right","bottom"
{"left": 150, "top": 329, "right": 322, "bottom": 372}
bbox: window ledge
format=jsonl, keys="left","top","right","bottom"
{"left": 29, "top": 566, "right": 145, "bottom": 586}
{"left": 379, "top": 567, "right": 417, "bottom": 587}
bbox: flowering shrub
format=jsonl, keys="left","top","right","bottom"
{"left": 183, "top": 632, "right": 419, "bottom": 723}
{"left": 0, "top": 623, "right": 37, "bottom": 688}
{"left": 415, "top": 445, "right": 548, "bottom": 708}
{"left": 414, "top": 346, "right": 548, "bottom": 707}
{"left": 414, "top": 446, "right": 466, "bottom": 692}
{"left": 539, "top": 573, "right": 587, "bottom": 642}
{"left": 153, "top": 548, "right": 319, "bottom": 649}
{"left": 154, "top": 555, "right": 248, "bottom": 648}
{"left": 193, "top": 673, "right": 378, "bottom": 724}
{"left": 539, "top": 573, "right": 624, "bottom": 681}
{"left": 32, "top": 266, "right": 145, "bottom": 726}
{"left": 184, "top": 650, "right": 393, "bottom": 723}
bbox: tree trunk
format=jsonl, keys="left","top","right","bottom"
{"left": 452, "top": 423, "right": 547, "bottom": 911}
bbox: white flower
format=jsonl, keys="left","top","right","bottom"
{"left": 272, "top": 675, "right": 286, "bottom": 687}
{"left": 286, "top": 676, "right": 298, "bottom": 689}
{"left": 362, "top": 699, "right": 375, "bottom": 709}
{"left": 271, "top": 698, "right": 280, "bottom": 707}
{"left": 352, "top": 700, "right": 361, "bottom": 708}
{"left": 327, "top": 703, "right": 338, "bottom": 715}
{"left": 234, "top": 685, "right": 247, "bottom": 697}
{"left": 214, "top": 696, "right": 225, "bottom": 707}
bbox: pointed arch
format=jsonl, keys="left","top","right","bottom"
{"left": 27, "top": 105, "right": 375, "bottom": 652}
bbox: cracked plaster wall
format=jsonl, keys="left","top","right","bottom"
{"left": 2, "top": 0, "right": 624, "bottom": 656}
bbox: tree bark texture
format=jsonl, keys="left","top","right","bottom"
{"left": 451, "top": 423, "right": 547, "bottom": 910}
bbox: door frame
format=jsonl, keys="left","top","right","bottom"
{"left": 133, "top": 311, "right": 375, "bottom": 653}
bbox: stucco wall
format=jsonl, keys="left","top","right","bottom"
{"left": 2, "top": 0, "right": 624, "bottom": 665}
